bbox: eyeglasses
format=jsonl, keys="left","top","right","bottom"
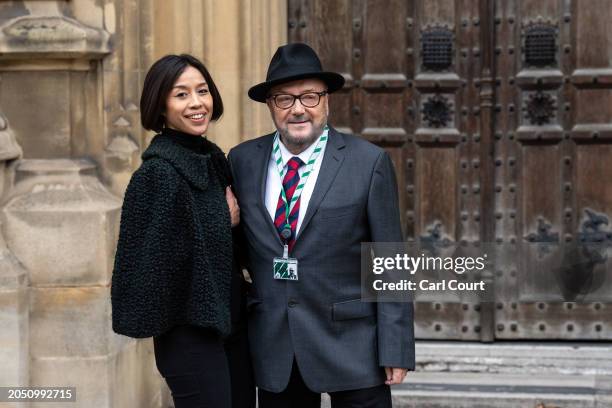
{"left": 268, "top": 91, "right": 328, "bottom": 109}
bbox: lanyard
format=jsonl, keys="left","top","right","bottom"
{"left": 273, "top": 126, "right": 328, "bottom": 230}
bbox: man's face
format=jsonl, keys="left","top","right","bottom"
{"left": 267, "top": 78, "right": 329, "bottom": 150}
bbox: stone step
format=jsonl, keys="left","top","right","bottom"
{"left": 415, "top": 341, "right": 612, "bottom": 375}
{"left": 389, "top": 372, "right": 612, "bottom": 408}
{"left": 320, "top": 372, "right": 612, "bottom": 408}
{"left": 320, "top": 342, "right": 612, "bottom": 408}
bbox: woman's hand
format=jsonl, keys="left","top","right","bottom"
{"left": 226, "top": 186, "right": 240, "bottom": 227}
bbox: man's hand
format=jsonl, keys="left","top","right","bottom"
{"left": 226, "top": 186, "right": 240, "bottom": 227}
{"left": 384, "top": 367, "right": 408, "bottom": 385}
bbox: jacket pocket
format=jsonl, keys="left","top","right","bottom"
{"left": 317, "top": 204, "right": 360, "bottom": 220}
{"left": 332, "top": 299, "right": 376, "bottom": 321}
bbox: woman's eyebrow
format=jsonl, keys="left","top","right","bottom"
{"left": 172, "top": 82, "right": 208, "bottom": 90}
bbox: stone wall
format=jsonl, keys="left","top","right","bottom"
{"left": 0, "top": 1, "right": 286, "bottom": 406}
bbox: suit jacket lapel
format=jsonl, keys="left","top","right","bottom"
{"left": 256, "top": 132, "right": 283, "bottom": 246}
{"left": 296, "top": 127, "right": 346, "bottom": 240}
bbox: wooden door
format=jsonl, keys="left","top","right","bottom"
{"left": 288, "top": 0, "right": 612, "bottom": 341}
{"left": 492, "top": 0, "right": 612, "bottom": 340}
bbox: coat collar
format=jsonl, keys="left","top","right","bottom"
{"left": 255, "top": 131, "right": 280, "bottom": 244}
{"left": 296, "top": 126, "right": 345, "bottom": 241}
{"left": 142, "top": 134, "right": 216, "bottom": 190}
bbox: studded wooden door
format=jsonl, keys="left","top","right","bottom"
{"left": 491, "top": 0, "right": 612, "bottom": 340}
{"left": 288, "top": 0, "right": 612, "bottom": 341}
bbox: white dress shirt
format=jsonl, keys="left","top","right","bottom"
{"left": 264, "top": 133, "right": 327, "bottom": 235}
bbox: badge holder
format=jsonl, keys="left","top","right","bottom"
{"left": 273, "top": 244, "right": 298, "bottom": 281}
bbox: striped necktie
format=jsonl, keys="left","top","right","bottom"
{"left": 274, "top": 156, "right": 304, "bottom": 252}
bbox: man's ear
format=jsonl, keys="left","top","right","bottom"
{"left": 266, "top": 99, "right": 275, "bottom": 113}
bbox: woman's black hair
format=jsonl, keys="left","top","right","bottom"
{"left": 140, "top": 54, "right": 223, "bottom": 132}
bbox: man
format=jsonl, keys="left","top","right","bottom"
{"left": 228, "top": 43, "right": 414, "bottom": 408}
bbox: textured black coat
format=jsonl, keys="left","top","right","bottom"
{"left": 111, "top": 133, "right": 233, "bottom": 338}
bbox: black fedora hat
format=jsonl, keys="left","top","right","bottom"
{"left": 248, "top": 43, "right": 345, "bottom": 103}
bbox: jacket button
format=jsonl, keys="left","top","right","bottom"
{"left": 288, "top": 299, "right": 298, "bottom": 308}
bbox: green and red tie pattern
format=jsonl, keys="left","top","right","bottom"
{"left": 274, "top": 156, "right": 304, "bottom": 252}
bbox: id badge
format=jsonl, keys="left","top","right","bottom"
{"left": 273, "top": 257, "right": 298, "bottom": 280}
{"left": 273, "top": 245, "right": 298, "bottom": 280}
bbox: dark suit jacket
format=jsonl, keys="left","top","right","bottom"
{"left": 228, "top": 127, "right": 415, "bottom": 393}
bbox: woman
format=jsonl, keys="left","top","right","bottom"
{"left": 111, "top": 54, "right": 253, "bottom": 408}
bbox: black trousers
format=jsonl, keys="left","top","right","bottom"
{"left": 153, "top": 325, "right": 255, "bottom": 408}
{"left": 258, "top": 360, "right": 392, "bottom": 408}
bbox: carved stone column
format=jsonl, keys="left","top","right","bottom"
{"left": 0, "top": 114, "right": 28, "bottom": 392}
{"left": 0, "top": 1, "right": 161, "bottom": 407}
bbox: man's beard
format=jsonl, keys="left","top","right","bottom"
{"left": 278, "top": 120, "right": 326, "bottom": 152}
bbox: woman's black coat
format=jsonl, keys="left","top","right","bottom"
{"left": 111, "top": 131, "right": 234, "bottom": 338}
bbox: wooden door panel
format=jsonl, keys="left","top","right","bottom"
{"left": 416, "top": 148, "right": 458, "bottom": 239}
{"left": 328, "top": 91, "right": 353, "bottom": 133}
{"left": 574, "top": 90, "right": 612, "bottom": 125}
{"left": 520, "top": 0, "right": 561, "bottom": 19}
{"left": 362, "top": 0, "right": 407, "bottom": 75}
{"left": 420, "top": 0, "right": 456, "bottom": 25}
{"left": 575, "top": 1, "right": 612, "bottom": 69}
{"left": 410, "top": 0, "right": 484, "bottom": 339}
{"left": 495, "top": 0, "right": 562, "bottom": 339}
{"left": 360, "top": 0, "right": 409, "bottom": 144}
{"left": 309, "top": 1, "right": 353, "bottom": 74}
{"left": 576, "top": 145, "right": 612, "bottom": 212}
{"left": 520, "top": 145, "right": 562, "bottom": 238}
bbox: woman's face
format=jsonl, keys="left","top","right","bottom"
{"left": 165, "top": 65, "right": 213, "bottom": 135}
